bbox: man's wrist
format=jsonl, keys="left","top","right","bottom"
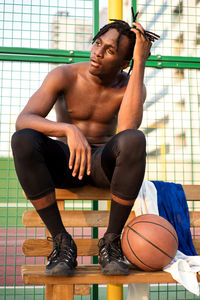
{"left": 133, "top": 58, "right": 146, "bottom": 66}
{"left": 60, "top": 123, "right": 72, "bottom": 137}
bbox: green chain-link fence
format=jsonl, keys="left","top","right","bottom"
{"left": 0, "top": 0, "right": 200, "bottom": 299}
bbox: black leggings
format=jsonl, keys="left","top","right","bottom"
{"left": 11, "top": 128, "right": 146, "bottom": 201}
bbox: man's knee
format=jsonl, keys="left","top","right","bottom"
{"left": 11, "top": 128, "right": 42, "bottom": 160}
{"left": 116, "top": 129, "right": 146, "bottom": 158}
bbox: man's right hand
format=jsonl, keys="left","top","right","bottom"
{"left": 66, "top": 125, "right": 91, "bottom": 180}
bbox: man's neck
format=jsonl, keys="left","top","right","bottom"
{"left": 87, "top": 69, "right": 121, "bottom": 88}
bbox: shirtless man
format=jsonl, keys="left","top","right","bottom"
{"left": 11, "top": 19, "right": 151, "bottom": 276}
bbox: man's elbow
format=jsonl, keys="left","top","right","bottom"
{"left": 118, "top": 120, "right": 142, "bottom": 132}
{"left": 135, "top": 117, "right": 143, "bottom": 129}
{"left": 15, "top": 113, "right": 26, "bottom": 131}
{"left": 15, "top": 117, "right": 22, "bottom": 131}
{"left": 132, "top": 114, "right": 143, "bottom": 129}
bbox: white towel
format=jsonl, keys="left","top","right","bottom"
{"left": 164, "top": 251, "right": 200, "bottom": 295}
{"left": 127, "top": 283, "right": 149, "bottom": 300}
{"left": 133, "top": 180, "right": 158, "bottom": 216}
{"left": 127, "top": 180, "right": 200, "bottom": 299}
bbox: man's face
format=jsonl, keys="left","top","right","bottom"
{"left": 89, "top": 28, "right": 130, "bottom": 77}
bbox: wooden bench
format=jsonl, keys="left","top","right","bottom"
{"left": 21, "top": 184, "right": 200, "bottom": 300}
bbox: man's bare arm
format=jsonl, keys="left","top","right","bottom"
{"left": 117, "top": 22, "right": 151, "bottom": 132}
{"left": 16, "top": 66, "right": 70, "bottom": 135}
{"left": 16, "top": 65, "right": 91, "bottom": 179}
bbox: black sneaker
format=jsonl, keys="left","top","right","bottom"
{"left": 98, "top": 233, "right": 129, "bottom": 275}
{"left": 45, "top": 232, "right": 77, "bottom": 276}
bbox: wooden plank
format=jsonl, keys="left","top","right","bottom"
{"left": 21, "top": 264, "right": 182, "bottom": 285}
{"left": 22, "top": 239, "right": 99, "bottom": 257}
{"left": 22, "top": 209, "right": 200, "bottom": 228}
{"left": 22, "top": 210, "right": 107, "bottom": 227}
{"left": 183, "top": 185, "right": 200, "bottom": 201}
{"left": 191, "top": 239, "right": 200, "bottom": 255}
{"left": 74, "top": 285, "right": 90, "bottom": 295}
{"left": 22, "top": 210, "right": 136, "bottom": 227}
{"left": 21, "top": 236, "right": 200, "bottom": 257}
{"left": 55, "top": 185, "right": 111, "bottom": 200}
{"left": 22, "top": 210, "right": 108, "bottom": 227}
{"left": 189, "top": 211, "right": 200, "bottom": 227}
{"left": 54, "top": 185, "right": 200, "bottom": 201}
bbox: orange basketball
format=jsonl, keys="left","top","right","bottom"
{"left": 121, "top": 214, "right": 178, "bottom": 271}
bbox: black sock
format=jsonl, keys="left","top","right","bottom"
{"left": 36, "top": 202, "right": 67, "bottom": 238}
{"left": 105, "top": 199, "right": 133, "bottom": 236}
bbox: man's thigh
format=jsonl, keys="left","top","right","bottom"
{"left": 54, "top": 141, "right": 113, "bottom": 189}
{"left": 43, "top": 137, "right": 89, "bottom": 189}
{"left": 89, "top": 145, "right": 111, "bottom": 189}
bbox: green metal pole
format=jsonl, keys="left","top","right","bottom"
{"left": 93, "top": 0, "right": 99, "bottom": 35}
{"left": 132, "top": 0, "right": 137, "bottom": 17}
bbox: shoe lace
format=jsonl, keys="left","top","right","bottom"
{"left": 47, "top": 236, "right": 76, "bottom": 264}
{"left": 47, "top": 236, "right": 59, "bottom": 261}
{"left": 101, "top": 236, "right": 124, "bottom": 261}
{"left": 59, "top": 247, "right": 75, "bottom": 263}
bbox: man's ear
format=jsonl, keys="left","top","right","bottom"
{"left": 121, "top": 60, "right": 130, "bottom": 71}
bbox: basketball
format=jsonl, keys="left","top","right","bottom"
{"left": 121, "top": 214, "right": 178, "bottom": 271}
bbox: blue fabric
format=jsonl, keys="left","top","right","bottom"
{"left": 152, "top": 181, "right": 197, "bottom": 256}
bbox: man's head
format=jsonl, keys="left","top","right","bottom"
{"left": 89, "top": 20, "right": 136, "bottom": 77}
{"left": 93, "top": 19, "right": 136, "bottom": 61}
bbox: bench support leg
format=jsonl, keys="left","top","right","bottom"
{"left": 107, "top": 284, "right": 123, "bottom": 300}
{"left": 45, "top": 284, "right": 53, "bottom": 300}
{"left": 53, "top": 285, "right": 74, "bottom": 300}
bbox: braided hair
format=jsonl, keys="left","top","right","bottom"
{"left": 92, "top": 19, "right": 136, "bottom": 74}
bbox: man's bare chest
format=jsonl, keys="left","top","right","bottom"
{"left": 64, "top": 82, "right": 124, "bottom": 123}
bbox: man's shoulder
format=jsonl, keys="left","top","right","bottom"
{"left": 49, "top": 62, "right": 89, "bottom": 85}
{"left": 58, "top": 62, "right": 89, "bottom": 74}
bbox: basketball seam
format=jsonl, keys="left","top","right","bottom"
{"left": 130, "top": 220, "right": 178, "bottom": 244}
{"left": 126, "top": 227, "right": 158, "bottom": 271}
{"left": 127, "top": 225, "right": 175, "bottom": 260}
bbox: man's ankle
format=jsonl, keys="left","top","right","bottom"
{"left": 103, "top": 232, "right": 120, "bottom": 242}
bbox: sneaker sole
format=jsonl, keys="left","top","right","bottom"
{"left": 101, "top": 261, "right": 129, "bottom": 276}
{"left": 45, "top": 262, "right": 75, "bottom": 277}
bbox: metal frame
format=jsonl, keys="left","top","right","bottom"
{"left": 1, "top": 47, "right": 200, "bottom": 69}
